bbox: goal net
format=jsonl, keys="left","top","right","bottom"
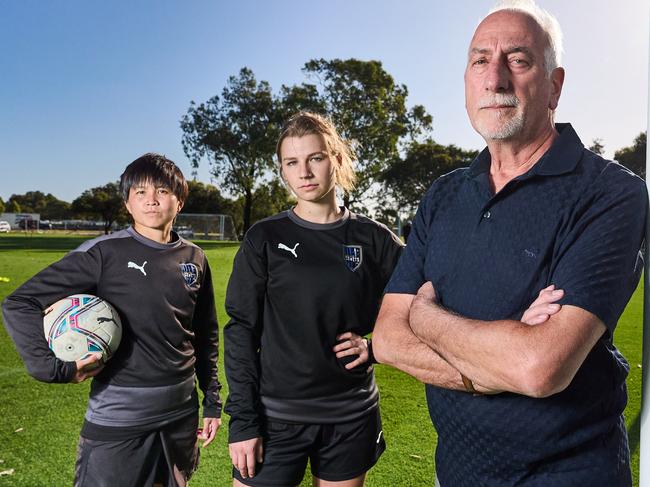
{"left": 174, "top": 213, "right": 238, "bottom": 241}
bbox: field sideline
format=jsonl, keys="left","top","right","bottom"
{"left": 0, "top": 234, "right": 644, "bottom": 486}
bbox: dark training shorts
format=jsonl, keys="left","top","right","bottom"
{"left": 74, "top": 412, "right": 200, "bottom": 487}
{"left": 234, "top": 408, "right": 385, "bottom": 486}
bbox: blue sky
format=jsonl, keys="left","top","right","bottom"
{"left": 1, "top": 0, "right": 648, "bottom": 202}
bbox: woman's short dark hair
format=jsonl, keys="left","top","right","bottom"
{"left": 119, "top": 153, "right": 189, "bottom": 202}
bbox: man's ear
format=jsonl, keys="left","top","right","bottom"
{"left": 549, "top": 67, "right": 565, "bottom": 110}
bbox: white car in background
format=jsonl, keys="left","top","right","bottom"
{"left": 0, "top": 221, "right": 11, "bottom": 233}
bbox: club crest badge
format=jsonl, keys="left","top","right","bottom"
{"left": 343, "top": 245, "right": 363, "bottom": 272}
{"left": 180, "top": 263, "right": 199, "bottom": 286}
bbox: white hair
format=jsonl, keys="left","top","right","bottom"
{"left": 487, "top": 0, "right": 564, "bottom": 75}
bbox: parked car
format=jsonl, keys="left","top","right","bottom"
{"left": 0, "top": 221, "right": 11, "bottom": 233}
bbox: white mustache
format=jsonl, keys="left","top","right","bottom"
{"left": 478, "top": 94, "right": 520, "bottom": 109}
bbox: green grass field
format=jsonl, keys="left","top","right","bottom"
{"left": 0, "top": 233, "right": 644, "bottom": 486}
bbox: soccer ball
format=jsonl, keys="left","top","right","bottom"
{"left": 43, "top": 294, "right": 122, "bottom": 363}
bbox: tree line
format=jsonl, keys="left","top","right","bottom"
{"left": 0, "top": 180, "right": 293, "bottom": 236}
{"left": 2, "top": 58, "right": 646, "bottom": 236}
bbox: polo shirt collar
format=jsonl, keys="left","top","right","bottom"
{"left": 467, "top": 123, "right": 584, "bottom": 180}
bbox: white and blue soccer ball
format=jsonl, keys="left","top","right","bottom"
{"left": 43, "top": 294, "right": 122, "bottom": 362}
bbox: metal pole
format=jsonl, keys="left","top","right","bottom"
{"left": 638, "top": 10, "right": 650, "bottom": 482}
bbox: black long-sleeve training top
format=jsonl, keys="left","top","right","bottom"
{"left": 2, "top": 227, "right": 222, "bottom": 429}
{"left": 224, "top": 209, "right": 403, "bottom": 442}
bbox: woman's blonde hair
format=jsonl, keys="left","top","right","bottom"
{"left": 276, "top": 111, "right": 357, "bottom": 193}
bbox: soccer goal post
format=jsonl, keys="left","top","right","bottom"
{"left": 174, "top": 213, "right": 238, "bottom": 241}
{"left": 640, "top": 19, "right": 650, "bottom": 484}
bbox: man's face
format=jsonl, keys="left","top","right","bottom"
{"left": 464, "top": 10, "right": 562, "bottom": 143}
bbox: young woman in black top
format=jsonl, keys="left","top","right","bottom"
{"left": 225, "top": 112, "right": 402, "bottom": 487}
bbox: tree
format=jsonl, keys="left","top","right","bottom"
{"left": 374, "top": 207, "right": 400, "bottom": 230}
{"left": 181, "top": 68, "right": 280, "bottom": 234}
{"left": 380, "top": 139, "right": 478, "bottom": 213}
{"left": 588, "top": 138, "right": 605, "bottom": 155}
{"left": 276, "top": 83, "right": 326, "bottom": 122}
{"left": 282, "top": 58, "right": 432, "bottom": 209}
{"left": 230, "top": 180, "right": 296, "bottom": 234}
{"left": 183, "top": 180, "right": 234, "bottom": 215}
{"left": 0, "top": 197, "right": 4, "bottom": 214}
{"left": 72, "top": 182, "right": 128, "bottom": 234}
{"left": 5, "top": 199, "right": 21, "bottom": 213}
{"left": 250, "top": 179, "right": 295, "bottom": 224}
{"left": 6, "top": 191, "right": 72, "bottom": 219}
{"left": 614, "top": 132, "right": 646, "bottom": 179}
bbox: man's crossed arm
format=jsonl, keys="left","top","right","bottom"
{"left": 373, "top": 283, "right": 605, "bottom": 397}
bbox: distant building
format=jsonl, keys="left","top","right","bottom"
{"left": 0, "top": 213, "right": 41, "bottom": 229}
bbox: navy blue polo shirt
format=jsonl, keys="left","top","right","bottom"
{"left": 386, "top": 124, "right": 647, "bottom": 486}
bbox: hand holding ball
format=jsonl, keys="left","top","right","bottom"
{"left": 43, "top": 294, "right": 122, "bottom": 365}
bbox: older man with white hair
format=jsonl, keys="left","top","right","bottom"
{"left": 373, "top": 0, "right": 647, "bottom": 485}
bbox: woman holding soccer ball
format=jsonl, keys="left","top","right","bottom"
{"left": 3, "top": 154, "right": 222, "bottom": 487}
{"left": 223, "top": 111, "right": 565, "bottom": 487}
